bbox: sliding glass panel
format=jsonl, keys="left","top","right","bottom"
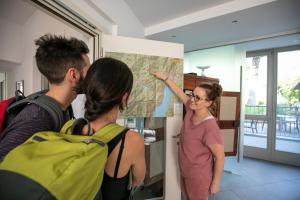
{"left": 276, "top": 49, "right": 300, "bottom": 154}
{"left": 244, "top": 55, "right": 268, "bottom": 148}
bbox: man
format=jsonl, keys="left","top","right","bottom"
{"left": 0, "top": 34, "right": 90, "bottom": 159}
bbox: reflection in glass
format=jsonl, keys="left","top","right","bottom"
{"left": 244, "top": 55, "right": 268, "bottom": 148}
{"left": 276, "top": 50, "right": 300, "bottom": 154}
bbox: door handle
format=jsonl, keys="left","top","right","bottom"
{"left": 233, "top": 121, "right": 240, "bottom": 128}
{"left": 172, "top": 133, "right": 181, "bottom": 145}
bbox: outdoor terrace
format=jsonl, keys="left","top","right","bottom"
{"left": 244, "top": 105, "right": 300, "bottom": 153}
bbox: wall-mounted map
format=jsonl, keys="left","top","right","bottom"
{"left": 106, "top": 52, "right": 183, "bottom": 117}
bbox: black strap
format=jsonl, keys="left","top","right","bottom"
{"left": 1, "top": 90, "right": 73, "bottom": 141}
{"left": 113, "top": 131, "right": 127, "bottom": 178}
{"left": 14, "top": 90, "right": 25, "bottom": 100}
{"left": 32, "top": 95, "right": 64, "bottom": 131}
{"left": 107, "top": 129, "right": 128, "bottom": 154}
{"left": 71, "top": 118, "right": 91, "bottom": 135}
{"left": 67, "top": 105, "right": 75, "bottom": 120}
{"left": 7, "top": 92, "right": 66, "bottom": 131}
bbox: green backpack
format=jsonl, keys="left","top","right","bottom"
{"left": 0, "top": 120, "right": 127, "bottom": 200}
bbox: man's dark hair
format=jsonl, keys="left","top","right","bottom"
{"left": 35, "top": 34, "right": 89, "bottom": 84}
{"left": 84, "top": 57, "right": 133, "bottom": 121}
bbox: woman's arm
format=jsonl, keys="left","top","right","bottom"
{"left": 129, "top": 132, "right": 146, "bottom": 186}
{"left": 208, "top": 144, "right": 225, "bottom": 195}
{"left": 152, "top": 72, "right": 189, "bottom": 105}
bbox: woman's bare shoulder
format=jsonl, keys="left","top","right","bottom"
{"left": 125, "top": 130, "right": 144, "bottom": 146}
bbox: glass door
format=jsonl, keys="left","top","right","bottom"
{"left": 243, "top": 52, "right": 270, "bottom": 159}
{"left": 244, "top": 46, "right": 300, "bottom": 166}
{"left": 273, "top": 47, "right": 300, "bottom": 165}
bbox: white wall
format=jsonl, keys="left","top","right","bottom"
{"left": 1, "top": 0, "right": 146, "bottom": 98}
{"left": 5, "top": 70, "right": 15, "bottom": 98}
{"left": 90, "top": 0, "right": 144, "bottom": 38}
{"left": 0, "top": 72, "right": 5, "bottom": 99}
{"left": 0, "top": 73, "right": 5, "bottom": 82}
{"left": 0, "top": 9, "right": 93, "bottom": 97}
{"left": 0, "top": 19, "right": 23, "bottom": 63}
{"left": 184, "top": 45, "right": 245, "bottom": 91}
{"left": 184, "top": 46, "right": 246, "bottom": 173}
{"left": 62, "top": 0, "right": 145, "bottom": 38}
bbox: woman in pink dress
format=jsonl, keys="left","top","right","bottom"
{"left": 153, "top": 72, "right": 225, "bottom": 200}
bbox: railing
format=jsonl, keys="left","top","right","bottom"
{"left": 245, "top": 105, "right": 266, "bottom": 115}
{"left": 277, "top": 106, "right": 298, "bottom": 115}
{"left": 245, "top": 105, "right": 300, "bottom": 139}
{"left": 245, "top": 105, "right": 299, "bottom": 116}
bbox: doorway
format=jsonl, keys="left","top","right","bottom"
{"left": 243, "top": 45, "right": 300, "bottom": 166}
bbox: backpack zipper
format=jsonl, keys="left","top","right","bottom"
{"left": 32, "top": 135, "right": 105, "bottom": 147}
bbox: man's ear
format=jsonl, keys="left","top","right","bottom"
{"left": 66, "top": 67, "right": 80, "bottom": 83}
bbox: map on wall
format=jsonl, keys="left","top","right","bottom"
{"left": 106, "top": 52, "right": 183, "bottom": 117}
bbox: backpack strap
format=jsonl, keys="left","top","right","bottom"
{"left": 93, "top": 124, "right": 127, "bottom": 144}
{"left": 6, "top": 90, "right": 45, "bottom": 113}
{"left": 114, "top": 131, "right": 127, "bottom": 178}
{"left": 61, "top": 119, "right": 128, "bottom": 144}
{"left": 33, "top": 95, "right": 64, "bottom": 131}
{"left": 60, "top": 120, "right": 75, "bottom": 134}
{"left": 7, "top": 94, "right": 65, "bottom": 132}
{"left": 14, "top": 90, "right": 25, "bottom": 101}
{"left": 30, "top": 90, "right": 74, "bottom": 120}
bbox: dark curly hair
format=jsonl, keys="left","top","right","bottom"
{"left": 35, "top": 34, "right": 89, "bottom": 84}
{"left": 198, "top": 83, "right": 223, "bottom": 102}
{"left": 84, "top": 57, "right": 133, "bottom": 121}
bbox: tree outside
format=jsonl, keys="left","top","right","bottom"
{"left": 278, "top": 77, "right": 300, "bottom": 105}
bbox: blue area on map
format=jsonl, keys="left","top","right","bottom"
{"left": 152, "top": 86, "right": 172, "bottom": 117}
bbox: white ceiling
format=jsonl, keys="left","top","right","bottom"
{"left": 125, "top": 0, "right": 300, "bottom": 52}
{"left": 124, "top": 0, "right": 233, "bottom": 26}
{"left": 236, "top": 33, "right": 300, "bottom": 51}
{"left": 1, "top": 0, "right": 300, "bottom": 53}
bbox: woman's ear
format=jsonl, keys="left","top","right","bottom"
{"left": 122, "top": 93, "right": 129, "bottom": 108}
{"left": 206, "top": 100, "right": 213, "bottom": 108}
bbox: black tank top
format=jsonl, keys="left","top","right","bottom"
{"left": 101, "top": 129, "right": 130, "bottom": 200}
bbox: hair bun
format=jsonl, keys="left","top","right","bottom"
{"left": 212, "top": 83, "right": 223, "bottom": 98}
{"left": 83, "top": 57, "right": 133, "bottom": 122}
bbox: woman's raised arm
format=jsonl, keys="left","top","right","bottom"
{"left": 152, "top": 72, "right": 189, "bottom": 105}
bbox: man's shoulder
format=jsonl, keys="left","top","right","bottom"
{"left": 5, "top": 103, "right": 55, "bottom": 131}
{"left": 3, "top": 103, "right": 55, "bottom": 137}
{"left": 15, "top": 103, "right": 53, "bottom": 120}
{"left": 0, "top": 104, "right": 56, "bottom": 159}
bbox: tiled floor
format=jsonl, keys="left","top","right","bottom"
{"left": 134, "top": 157, "right": 300, "bottom": 200}
{"left": 210, "top": 158, "right": 300, "bottom": 200}
{"left": 133, "top": 187, "right": 157, "bottom": 199}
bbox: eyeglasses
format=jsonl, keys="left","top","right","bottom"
{"left": 188, "top": 93, "right": 208, "bottom": 102}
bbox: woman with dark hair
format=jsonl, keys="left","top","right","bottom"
{"left": 73, "top": 57, "right": 146, "bottom": 200}
{"left": 153, "top": 72, "right": 225, "bottom": 200}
